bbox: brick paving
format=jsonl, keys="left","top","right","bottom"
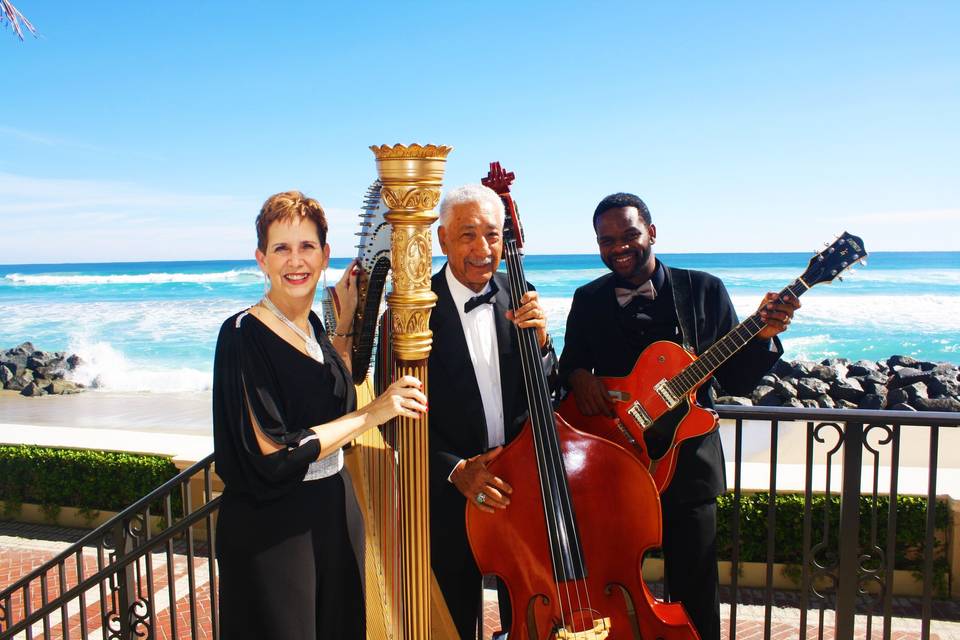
{"left": 3, "top": 520, "right": 960, "bottom": 639}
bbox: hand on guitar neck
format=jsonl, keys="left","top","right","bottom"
{"left": 756, "top": 291, "right": 801, "bottom": 339}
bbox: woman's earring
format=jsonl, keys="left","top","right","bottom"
{"left": 322, "top": 270, "right": 328, "bottom": 291}
{"left": 263, "top": 273, "right": 270, "bottom": 294}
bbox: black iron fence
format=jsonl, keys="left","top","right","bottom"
{"left": 0, "top": 407, "right": 957, "bottom": 639}
{"left": 0, "top": 456, "right": 219, "bottom": 640}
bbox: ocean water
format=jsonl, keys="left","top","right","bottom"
{"left": 1, "top": 252, "right": 958, "bottom": 393}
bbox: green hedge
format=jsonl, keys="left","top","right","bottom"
{"left": 0, "top": 445, "right": 181, "bottom": 517}
{"left": 716, "top": 492, "right": 950, "bottom": 592}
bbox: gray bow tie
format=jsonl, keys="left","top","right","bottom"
{"left": 614, "top": 281, "right": 656, "bottom": 307}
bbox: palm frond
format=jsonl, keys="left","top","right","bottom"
{"left": 1, "top": 0, "right": 38, "bottom": 40}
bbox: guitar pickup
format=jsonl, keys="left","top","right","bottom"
{"left": 626, "top": 402, "right": 653, "bottom": 429}
{"left": 654, "top": 380, "right": 680, "bottom": 408}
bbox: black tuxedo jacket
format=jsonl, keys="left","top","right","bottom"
{"left": 559, "top": 263, "right": 782, "bottom": 507}
{"left": 427, "top": 265, "right": 557, "bottom": 536}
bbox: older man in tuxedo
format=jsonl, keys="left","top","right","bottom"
{"left": 427, "top": 183, "right": 556, "bottom": 639}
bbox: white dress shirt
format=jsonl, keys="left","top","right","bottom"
{"left": 445, "top": 265, "right": 505, "bottom": 451}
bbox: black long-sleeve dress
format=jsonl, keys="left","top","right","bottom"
{"left": 213, "top": 309, "right": 363, "bottom": 639}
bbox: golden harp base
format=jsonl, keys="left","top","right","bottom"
{"left": 348, "top": 379, "right": 459, "bottom": 640}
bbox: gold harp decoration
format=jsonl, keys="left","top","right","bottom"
{"left": 344, "top": 143, "right": 458, "bottom": 639}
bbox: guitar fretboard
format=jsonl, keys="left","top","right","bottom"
{"left": 668, "top": 279, "right": 809, "bottom": 398}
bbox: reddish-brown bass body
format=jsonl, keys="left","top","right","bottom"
{"left": 466, "top": 161, "right": 699, "bottom": 639}
{"left": 466, "top": 410, "right": 699, "bottom": 639}
{"left": 558, "top": 341, "right": 719, "bottom": 494}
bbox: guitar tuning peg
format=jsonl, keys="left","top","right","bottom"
{"left": 838, "top": 275, "right": 844, "bottom": 282}
{"left": 860, "top": 259, "right": 868, "bottom": 267}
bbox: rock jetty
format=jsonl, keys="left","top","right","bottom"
{"left": 1, "top": 342, "right": 85, "bottom": 397}
{"left": 718, "top": 355, "right": 960, "bottom": 412}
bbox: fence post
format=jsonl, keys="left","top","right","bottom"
{"left": 111, "top": 517, "right": 138, "bottom": 639}
{"left": 835, "top": 420, "right": 863, "bottom": 638}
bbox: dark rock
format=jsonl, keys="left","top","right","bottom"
{"left": 837, "top": 399, "right": 858, "bottom": 409}
{"left": 830, "top": 378, "right": 864, "bottom": 402}
{"left": 782, "top": 397, "right": 805, "bottom": 408}
{"left": 889, "top": 402, "right": 916, "bottom": 411}
{"left": 858, "top": 394, "right": 886, "bottom": 410}
{"left": 34, "top": 366, "right": 65, "bottom": 380}
{"left": 918, "top": 361, "right": 939, "bottom": 372}
{"left": 861, "top": 380, "right": 889, "bottom": 403}
{"left": 887, "top": 387, "right": 910, "bottom": 406}
{"left": 760, "top": 374, "right": 779, "bottom": 387}
{"left": 800, "top": 399, "right": 820, "bottom": 409}
{"left": 912, "top": 397, "right": 960, "bottom": 412}
{"left": 19, "top": 381, "right": 46, "bottom": 397}
{"left": 931, "top": 363, "right": 959, "bottom": 377}
{"left": 0, "top": 365, "right": 12, "bottom": 385}
{"left": 821, "top": 357, "right": 850, "bottom": 367}
{"left": 817, "top": 394, "right": 836, "bottom": 409}
{"left": 8, "top": 342, "right": 35, "bottom": 356}
{"left": 888, "top": 355, "right": 920, "bottom": 368}
{"left": 717, "top": 396, "right": 753, "bottom": 406}
{"left": 847, "top": 360, "right": 879, "bottom": 377}
{"left": 757, "top": 392, "right": 782, "bottom": 407}
{"left": 6, "top": 369, "right": 34, "bottom": 391}
{"left": 66, "top": 354, "right": 83, "bottom": 370}
{"left": 792, "top": 361, "right": 816, "bottom": 378}
{"left": 752, "top": 385, "right": 778, "bottom": 405}
{"left": 904, "top": 382, "right": 929, "bottom": 402}
{"left": 928, "top": 375, "right": 960, "bottom": 398}
{"left": 860, "top": 370, "right": 889, "bottom": 386}
{"left": 26, "top": 354, "right": 51, "bottom": 370}
{"left": 781, "top": 376, "right": 799, "bottom": 388}
{"left": 774, "top": 379, "right": 798, "bottom": 400}
{"left": 45, "top": 380, "right": 83, "bottom": 395}
{"left": 798, "top": 377, "right": 831, "bottom": 399}
{"left": 889, "top": 367, "right": 932, "bottom": 389}
{"left": 0, "top": 354, "right": 26, "bottom": 375}
{"left": 810, "top": 363, "right": 844, "bottom": 382}
{"left": 771, "top": 359, "right": 794, "bottom": 378}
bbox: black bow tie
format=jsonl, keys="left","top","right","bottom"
{"left": 464, "top": 280, "right": 499, "bottom": 313}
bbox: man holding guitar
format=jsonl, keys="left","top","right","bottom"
{"left": 559, "top": 192, "right": 800, "bottom": 640}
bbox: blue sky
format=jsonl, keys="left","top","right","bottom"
{"left": 2, "top": 1, "right": 958, "bottom": 263}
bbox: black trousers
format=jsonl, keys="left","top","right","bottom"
{"left": 662, "top": 498, "right": 721, "bottom": 640}
{"left": 217, "top": 475, "right": 365, "bottom": 640}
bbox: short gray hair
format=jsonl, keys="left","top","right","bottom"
{"left": 438, "top": 184, "right": 505, "bottom": 228}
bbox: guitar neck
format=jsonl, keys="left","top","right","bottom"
{"left": 670, "top": 278, "right": 809, "bottom": 397}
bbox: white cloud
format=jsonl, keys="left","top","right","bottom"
{"left": 0, "top": 173, "right": 373, "bottom": 263}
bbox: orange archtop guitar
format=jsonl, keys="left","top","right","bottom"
{"left": 559, "top": 233, "right": 868, "bottom": 492}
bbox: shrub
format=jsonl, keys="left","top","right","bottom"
{"left": 0, "top": 445, "right": 180, "bottom": 516}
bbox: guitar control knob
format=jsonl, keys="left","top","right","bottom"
{"left": 828, "top": 247, "right": 835, "bottom": 253}
{"left": 831, "top": 269, "right": 838, "bottom": 276}
{"left": 841, "top": 261, "right": 848, "bottom": 267}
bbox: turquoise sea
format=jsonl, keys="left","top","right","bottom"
{"left": 1, "top": 252, "right": 958, "bottom": 393}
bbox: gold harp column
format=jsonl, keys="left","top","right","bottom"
{"left": 370, "top": 143, "right": 452, "bottom": 640}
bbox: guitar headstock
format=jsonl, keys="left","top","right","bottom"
{"left": 482, "top": 161, "right": 524, "bottom": 250}
{"left": 802, "top": 232, "right": 868, "bottom": 287}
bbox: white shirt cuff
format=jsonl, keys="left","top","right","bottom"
{"left": 447, "top": 458, "right": 466, "bottom": 483}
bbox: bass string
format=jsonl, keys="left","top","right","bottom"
{"left": 504, "top": 240, "right": 597, "bottom": 629}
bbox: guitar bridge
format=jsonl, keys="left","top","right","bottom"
{"left": 654, "top": 380, "right": 680, "bottom": 408}
{"left": 626, "top": 402, "right": 652, "bottom": 429}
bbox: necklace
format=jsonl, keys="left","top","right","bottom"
{"left": 260, "top": 296, "right": 325, "bottom": 364}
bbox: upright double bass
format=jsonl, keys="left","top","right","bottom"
{"left": 466, "top": 163, "right": 699, "bottom": 640}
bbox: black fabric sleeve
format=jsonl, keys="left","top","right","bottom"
{"left": 212, "top": 315, "right": 320, "bottom": 499}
